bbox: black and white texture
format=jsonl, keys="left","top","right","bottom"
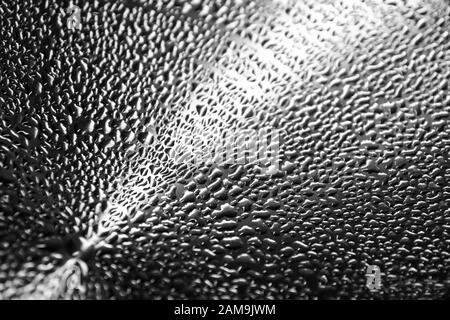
{"left": 0, "top": 0, "right": 449, "bottom": 299}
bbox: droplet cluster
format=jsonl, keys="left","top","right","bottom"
{"left": 0, "top": 0, "right": 449, "bottom": 299}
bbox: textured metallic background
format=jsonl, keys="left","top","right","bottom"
{"left": 0, "top": 0, "right": 449, "bottom": 299}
